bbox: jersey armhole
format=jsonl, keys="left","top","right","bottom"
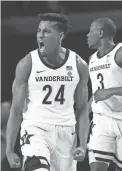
{"left": 76, "top": 55, "right": 81, "bottom": 80}
{"left": 27, "top": 52, "right": 32, "bottom": 80}
{"left": 89, "top": 55, "right": 92, "bottom": 64}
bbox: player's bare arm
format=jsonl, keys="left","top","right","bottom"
{"left": 88, "top": 96, "right": 93, "bottom": 113}
{"left": 12, "top": 79, "right": 16, "bottom": 94}
{"left": 94, "top": 47, "right": 122, "bottom": 103}
{"left": 115, "top": 46, "right": 122, "bottom": 68}
{"left": 6, "top": 53, "right": 31, "bottom": 168}
{"left": 88, "top": 55, "right": 93, "bottom": 113}
{"left": 73, "top": 55, "right": 89, "bottom": 162}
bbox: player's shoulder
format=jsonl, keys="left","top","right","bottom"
{"left": 18, "top": 48, "right": 38, "bottom": 66}
{"left": 75, "top": 53, "right": 88, "bottom": 69}
{"left": 68, "top": 48, "right": 87, "bottom": 65}
{"left": 29, "top": 48, "right": 38, "bottom": 55}
{"left": 16, "top": 52, "right": 32, "bottom": 71}
{"left": 115, "top": 43, "right": 122, "bottom": 67}
{"left": 15, "top": 52, "right": 33, "bottom": 80}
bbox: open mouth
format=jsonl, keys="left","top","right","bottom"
{"left": 39, "top": 42, "right": 44, "bottom": 48}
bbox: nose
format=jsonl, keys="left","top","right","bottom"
{"left": 37, "top": 31, "right": 44, "bottom": 39}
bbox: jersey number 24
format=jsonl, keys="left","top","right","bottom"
{"left": 42, "top": 85, "right": 65, "bottom": 105}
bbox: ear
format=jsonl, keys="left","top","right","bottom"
{"left": 99, "top": 30, "right": 103, "bottom": 38}
{"left": 59, "top": 32, "right": 65, "bottom": 40}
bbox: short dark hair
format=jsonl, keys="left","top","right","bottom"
{"left": 94, "top": 18, "right": 116, "bottom": 38}
{"left": 38, "top": 13, "right": 70, "bottom": 37}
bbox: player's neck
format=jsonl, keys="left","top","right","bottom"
{"left": 98, "top": 39, "right": 115, "bottom": 57}
{"left": 43, "top": 47, "right": 65, "bottom": 67}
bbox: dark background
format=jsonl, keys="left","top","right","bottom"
{"left": 1, "top": 1, "right": 122, "bottom": 171}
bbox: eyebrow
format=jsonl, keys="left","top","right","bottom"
{"left": 37, "top": 28, "right": 51, "bottom": 31}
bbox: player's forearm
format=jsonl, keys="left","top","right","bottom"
{"left": 76, "top": 106, "right": 90, "bottom": 149}
{"left": 88, "top": 96, "right": 93, "bottom": 113}
{"left": 6, "top": 108, "right": 22, "bottom": 153}
{"left": 108, "top": 87, "right": 122, "bottom": 96}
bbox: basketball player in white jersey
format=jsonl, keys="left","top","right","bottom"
{"left": 87, "top": 18, "right": 122, "bottom": 171}
{"left": 6, "top": 13, "right": 89, "bottom": 171}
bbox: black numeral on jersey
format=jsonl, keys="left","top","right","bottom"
{"left": 97, "top": 73, "right": 104, "bottom": 89}
{"left": 55, "top": 85, "right": 65, "bottom": 104}
{"left": 42, "top": 85, "right": 65, "bottom": 104}
{"left": 42, "top": 85, "right": 52, "bottom": 104}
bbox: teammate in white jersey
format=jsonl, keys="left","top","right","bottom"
{"left": 87, "top": 18, "right": 122, "bottom": 171}
{"left": 6, "top": 13, "right": 89, "bottom": 171}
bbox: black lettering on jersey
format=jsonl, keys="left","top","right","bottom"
{"left": 89, "top": 64, "right": 111, "bottom": 72}
{"left": 35, "top": 77, "right": 43, "bottom": 82}
{"left": 107, "top": 64, "right": 111, "bottom": 68}
{"left": 61, "top": 76, "right": 64, "bottom": 81}
{"left": 53, "top": 76, "right": 56, "bottom": 81}
{"left": 44, "top": 77, "right": 49, "bottom": 81}
{"left": 70, "top": 76, "right": 73, "bottom": 81}
{"left": 35, "top": 76, "right": 74, "bottom": 82}
{"left": 57, "top": 76, "right": 60, "bottom": 81}
{"left": 68, "top": 76, "right": 72, "bottom": 81}
{"left": 90, "top": 68, "right": 94, "bottom": 72}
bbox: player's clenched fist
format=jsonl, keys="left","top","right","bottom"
{"left": 72, "top": 147, "right": 86, "bottom": 162}
{"left": 6, "top": 152, "right": 21, "bottom": 168}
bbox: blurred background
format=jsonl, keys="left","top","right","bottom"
{"left": 1, "top": 1, "right": 122, "bottom": 171}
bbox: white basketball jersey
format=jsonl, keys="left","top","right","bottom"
{"left": 22, "top": 48, "right": 80, "bottom": 126}
{"left": 89, "top": 43, "right": 122, "bottom": 120}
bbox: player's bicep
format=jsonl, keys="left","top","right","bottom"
{"left": 11, "top": 55, "right": 31, "bottom": 114}
{"left": 74, "top": 55, "right": 89, "bottom": 110}
{"left": 12, "top": 82, "right": 27, "bottom": 113}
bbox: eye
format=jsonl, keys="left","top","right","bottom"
{"left": 37, "top": 28, "right": 41, "bottom": 32}
{"left": 44, "top": 29, "right": 51, "bottom": 33}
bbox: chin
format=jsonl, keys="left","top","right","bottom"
{"left": 88, "top": 43, "right": 93, "bottom": 49}
{"left": 88, "top": 43, "right": 96, "bottom": 49}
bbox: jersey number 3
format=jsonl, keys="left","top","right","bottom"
{"left": 97, "top": 73, "right": 104, "bottom": 89}
{"left": 42, "top": 85, "right": 65, "bottom": 105}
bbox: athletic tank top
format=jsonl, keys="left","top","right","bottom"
{"left": 89, "top": 43, "right": 122, "bottom": 120}
{"left": 22, "top": 48, "right": 80, "bottom": 125}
